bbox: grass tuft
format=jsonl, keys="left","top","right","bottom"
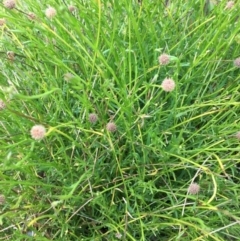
{"left": 0, "top": 0, "right": 240, "bottom": 240}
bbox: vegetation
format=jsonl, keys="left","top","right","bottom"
{"left": 0, "top": 0, "right": 240, "bottom": 240}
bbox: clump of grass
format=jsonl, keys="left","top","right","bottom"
{"left": 0, "top": 0, "right": 240, "bottom": 240}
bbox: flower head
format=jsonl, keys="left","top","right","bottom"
{"left": 0, "top": 195, "right": 5, "bottom": 205}
{"left": 64, "top": 73, "right": 74, "bottom": 82}
{"left": 0, "top": 100, "right": 6, "bottom": 110}
{"left": 3, "top": 0, "right": 16, "bottom": 9}
{"left": 115, "top": 232, "right": 122, "bottom": 239}
{"left": 106, "top": 122, "right": 117, "bottom": 132}
{"left": 7, "top": 51, "right": 15, "bottom": 61}
{"left": 225, "top": 1, "right": 234, "bottom": 9}
{"left": 161, "top": 78, "right": 175, "bottom": 92}
{"left": 89, "top": 113, "right": 98, "bottom": 124}
{"left": 235, "top": 131, "right": 240, "bottom": 140}
{"left": 234, "top": 57, "right": 240, "bottom": 68}
{"left": 45, "top": 7, "right": 57, "bottom": 19}
{"left": 28, "top": 12, "right": 36, "bottom": 20}
{"left": 188, "top": 183, "right": 200, "bottom": 195}
{"left": 0, "top": 18, "right": 6, "bottom": 26}
{"left": 30, "top": 125, "right": 46, "bottom": 140}
{"left": 158, "top": 53, "right": 170, "bottom": 65}
{"left": 68, "top": 5, "right": 77, "bottom": 13}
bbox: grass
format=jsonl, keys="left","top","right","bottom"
{"left": 0, "top": 0, "right": 240, "bottom": 240}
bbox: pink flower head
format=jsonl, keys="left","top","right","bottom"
{"left": 161, "top": 78, "right": 175, "bottom": 92}
{"left": 45, "top": 7, "right": 57, "bottom": 19}
{"left": 234, "top": 57, "right": 240, "bottom": 68}
{"left": 106, "top": 122, "right": 117, "bottom": 132}
{"left": 188, "top": 183, "right": 200, "bottom": 195}
{"left": 158, "top": 53, "right": 170, "bottom": 65}
{"left": 30, "top": 125, "right": 46, "bottom": 140}
{"left": 3, "top": 0, "right": 16, "bottom": 9}
{"left": 225, "top": 1, "right": 234, "bottom": 9}
{"left": 89, "top": 113, "right": 98, "bottom": 124}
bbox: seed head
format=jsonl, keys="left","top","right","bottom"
{"left": 106, "top": 122, "right": 117, "bottom": 132}
{"left": 235, "top": 131, "right": 240, "bottom": 140}
{"left": 234, "top": 57, "right": 240, "bottom": 68}
{"left": 28, "top": 12, "right": 36, "bottom": 20}
{"left": 30, "top": 125, "right": 46, "bottom": 140}
{"left": 0, "top": 195, "right": 5, "bottom": 205}
{"left": 45, "top": 7, "right": 57, "bottom": 19}
{"left": 7, "top": 51, "right": 15, "bottom": 61}
{"left": 89, "top": 113, "right": 98, "bottom": 124}
{"left": 0, "top": 100, "right": 6, "bottom": 110}
{"left": 188, "top": 183, "right": 200, "bottom": 195}
{"left": 68, "top": 5, "right": 77, "bottom": 13}
{"left": 0, "top": 18, "right": 6, "bottom": 26}
{"left": 3, "top": 0, "right": 16, "bottom": 9}
{"left": 225, "top": 1, "right": 234, "bottom": 9}
{"left": 161, "top": 78, "right": 175, "bottom": 92}
{"left": 64, "top": 73, "right": 74, "bottom": 82}
{"left": 115, "top": 232, "right": 122, "bottom": 239}
{"left": 158, "top": 53, "right": 170, "bottom": 65}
